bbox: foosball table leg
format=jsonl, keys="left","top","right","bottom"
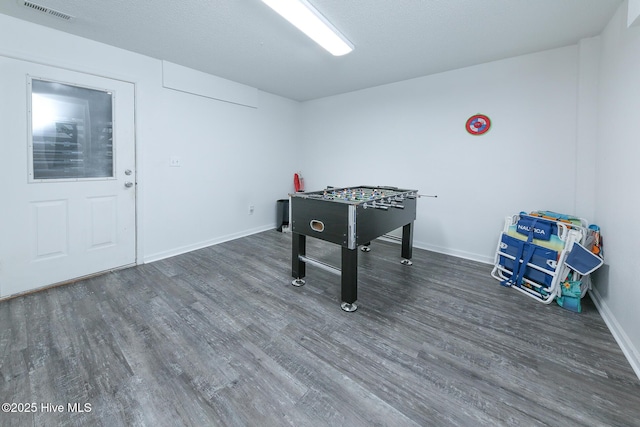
{"left": 292, "top": 278, "right": 306, "bottom": 286}
{"left": 401, "top": 222, "right": 414, "bottom": 266}
{"left": 341, "top": 247, "right": 358, "bottom": 312}
{"left": 292, "top": 232, "right": 306, "bottom": 286}
{"left": 340, "top": 302, "right": 357, "bottom": 312}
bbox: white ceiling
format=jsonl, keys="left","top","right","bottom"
{"left": 0, "top": 0, "right": 623, "bottom": 101}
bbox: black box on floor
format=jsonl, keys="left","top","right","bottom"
{"left": 276, "top": 199, "right": 289, "bottom": 232}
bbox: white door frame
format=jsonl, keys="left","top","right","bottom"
{"left": 0, "top": 52, "right": 142, "bottom": 298}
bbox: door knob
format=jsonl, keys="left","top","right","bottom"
{"left": 124, "top": 181, "right": 134, "bottom": 188}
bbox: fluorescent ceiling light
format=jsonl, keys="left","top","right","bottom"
{"left": 261, "top": 0, "right": 354, "bottom": 56}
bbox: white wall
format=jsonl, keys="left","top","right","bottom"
{"left": 575, "top": 37, "right": 601, "bottom": 220}
{"left": 628, "top": 0, "right": 640, "bottom": 26}
{"left": 301, "top": 46, "right": 581, "bottom": 263}
{"left": 0, "top": 14, "right": 301, "bottom": 265}
{"left": 591, "top": 1, "right": 640, "bottom": 377}
{"left": 144, "top": 87, "right": 300, "bottom": 261}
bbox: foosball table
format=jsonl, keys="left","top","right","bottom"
{"left": 290, "top": 186, "right": 418, "bottom": 312}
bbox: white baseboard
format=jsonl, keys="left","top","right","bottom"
{"left": 376, "top": 235, "right": 494, "bottom": 265}
{"left": 413, "top": 240, "right": 494, "bottom": 265}
{"left": 143, "top": 224, "right": 274, "bottom": 264}
{"left": 588, "top": 287, "right": 640, "bottom": 380}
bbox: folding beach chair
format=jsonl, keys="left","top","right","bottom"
{"left": 492, "top": 213, "right": 584, "bottom": 304}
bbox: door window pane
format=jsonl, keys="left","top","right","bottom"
{"left": 30, "top": 79, "right": 114, "bottom": 180}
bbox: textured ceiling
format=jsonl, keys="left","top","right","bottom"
{"left": 0, "top": 0, "right": 623, "bottom": 101}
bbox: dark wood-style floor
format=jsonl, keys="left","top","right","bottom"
{"left": 1, "top": 230, "right": 639, "bottom": 426}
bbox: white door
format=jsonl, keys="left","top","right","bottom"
{"left": 0, "top": 56, "right": 136, "bottom": 298}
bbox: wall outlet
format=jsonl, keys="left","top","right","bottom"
{"left": 248, "top": 205, "right": 255, "bottom": 215}
{"left": 169, "top": 157, "right": 181, "bottom": 167}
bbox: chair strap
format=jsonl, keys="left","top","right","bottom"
{"left": 502, "top": 219, "right": 537, "bottom": 287}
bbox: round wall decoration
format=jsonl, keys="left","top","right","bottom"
{"left": 465, "top": 114, "right": 491, "bottom": 135}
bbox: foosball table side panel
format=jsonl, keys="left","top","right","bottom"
{"left": 290, "top": 197, "right": 350, "bottom": 246}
